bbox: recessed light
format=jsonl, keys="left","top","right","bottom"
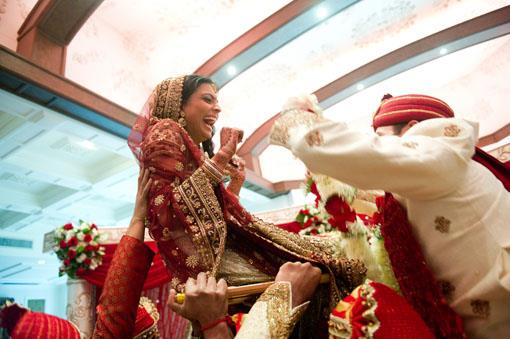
{"left": 439, "top": 47, "right": 448, "bottom": 55}
{"left": 227, "top": 65, "right": 237, "bottom": 76}
{"left": 79, "top": 140, "right": 96, "bottom": 150}
{"left": 316, "top": 6, "right": 328, "bottom": 19}
{"left": 356, "top": 83, "right": 365, "bottom": 91}
{"left": 37, "top": 260, "right": 46, "bottom": 265}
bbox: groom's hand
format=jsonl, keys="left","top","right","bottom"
{"left": 275, "top": 262, "right": 321, "bottom": 308}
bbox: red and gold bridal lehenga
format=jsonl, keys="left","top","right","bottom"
{"left": 128, "top": 76, "right": 366, "bottom": 336}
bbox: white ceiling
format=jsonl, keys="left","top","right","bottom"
{"left": 0, "top": 0, "right": 509, "bottom": 284}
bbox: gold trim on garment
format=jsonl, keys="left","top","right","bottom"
{"left": 174, "top": 168, "right": 227, "bottom": 276}
{"left": 259, "top": 281, "right": 309, "bottom": 338}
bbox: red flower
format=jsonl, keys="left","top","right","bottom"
{"left": 299, "top": 209, "right": 309, "bottom": 215}
{"left": 310, "top": 228, "right": 318, "bottom": 235}
{"left": 63, "top": 259, "right": 71, "bottom": 266}
{"left": 310, "top": 182, "right": 321, "bottom": 207}
{"left": 84, "top": 245, "right": 94, "bottom": 252}
{"left": 90, "top": 223, "right": 97, "bottom": 230}
{"left": 68, "top": 249, "right": 77, "bottom": 259}
{"left": 304, "top": 219, "right": 313, "bottom": 228}
{"left": 325, "top": 195, "right": 356, "bottom": 232}
{"left": 84, "top": 258, "right": 92, "bottom": 266}
{"left": 63, "top": 223, "right": 73, "bottom": 230}
{"left": 59, "top": 240, "right": 67, "bottom": 249}
{"left": 328, "top": 217, "right": 349, "bottom": 233}
{"left": 68, "top": 237, "right": 78, "bottom": 246}
{"left": 76, "top": 267, "right": 86, "bottom": 275}
{"left": 375, "top": 196, "right": 385, "bottom": 210}
{"left": 83, "top": 234, "right": 92, "bottom": 242}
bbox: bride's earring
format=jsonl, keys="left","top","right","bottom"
{"left": 178, "top": 110, "right": 187, "bottom": 127}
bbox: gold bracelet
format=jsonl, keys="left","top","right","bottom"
{"left": 203, "top": 159, "right": 224, "bottom": 184}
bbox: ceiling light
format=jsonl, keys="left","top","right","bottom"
{"left": 37, "top": 260, "right": 46, "bottom": 265}
{"left": 356, "top": 83, "right": 365, "bottom": 91}
{"left": 227, "top": 65, "right": 237, "bottom": 76}
{"left": 316, "top": 6, "right": 328, "bottom": 19}
{"left": 439, "top": 47, "right": 448, "bottom": 55}
{"left": 79, "top": 140, "right": 96, "bottom": 150}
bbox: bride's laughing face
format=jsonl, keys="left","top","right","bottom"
{"left": 182, "top": 83, "right": 221, "bottom": 144}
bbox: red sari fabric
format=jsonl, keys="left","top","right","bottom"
{"left": 141, "top": 118, "right": 259, "bottom": 288}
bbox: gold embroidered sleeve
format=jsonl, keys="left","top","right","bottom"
{"left": 269, "top": 109, "right": 326, "bottom": 149}
{"left": 236, "top": 282, "right": 309, "bottom": 339}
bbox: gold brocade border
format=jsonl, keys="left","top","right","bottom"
{"left": 259, "top": 281, "right": 308, "bottom": 338}
{"left": 188, "top": 167, "right": 227, "bottom": 277}
{"left": 174, "top": 168, "right": 226, "bottom": 276}
{"left": 269, "top": 109, "right": 324, "bottom": 147}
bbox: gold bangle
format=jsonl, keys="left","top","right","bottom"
{"left": 203, "top": 160, "right": 224, "bottom": 184}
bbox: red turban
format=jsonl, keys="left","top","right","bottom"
{"left": 1, "top": 303, "right": 81, "bottom": 339}
{"left": 372, "top": 94, "right": 454, "bottom": 130}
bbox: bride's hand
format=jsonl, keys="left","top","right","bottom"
{"left": 212, "top": 128, "right": 243, "bottom": 170}
{"left": 225, "top": 155, "right": 245, "bottom": 196}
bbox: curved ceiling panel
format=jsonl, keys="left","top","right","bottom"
{"left": 216, "top": 0, "right": 508, "bottom": 141}
{"left": 66, "top": 0, "right": 292, "bottom": 112}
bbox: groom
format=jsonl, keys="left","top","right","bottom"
{"left": 269, "top": 93, "right": 510, "bottom": 338}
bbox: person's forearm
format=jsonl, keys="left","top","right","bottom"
{"left": 203, "top": 323, "right": 233, "bottom": 339}
{"left": 126, "top": 217, "right": 145, "bottom": 241}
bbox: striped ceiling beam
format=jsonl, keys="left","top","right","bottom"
{"left": 194, "top": 0, "right": 360, "bottom": 87}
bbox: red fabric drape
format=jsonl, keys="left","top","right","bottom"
{"left": 380, "top": 193, "right": 465, "bottom": 338}
{"left": 473, "top": 147, "right": 510, "bottom": 191}
{"left": 276, "top": 221, "right": 302, "bottom": 233}
{"left": 78, "top": 241, "right": 170, "bottom": 290}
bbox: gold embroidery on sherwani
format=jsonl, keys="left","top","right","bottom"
{"left": 402, "top": 141, "right": 418, "bottom": 149}
{"left": 434, "top": 216, "right": 451, "bottom": 233}
{"left": 444, "top": 124, "right": 461, "bottom": 137}
{"left": 258, "top": 282, "right": 308, "bottom": 338}
{"left": 270, "top": 109, "right": 324, "bottom": 147}
{"left": 437, "top": 280, "right": 455, "bottom": 302}
{"left": 470, "top": 299, "right": 490, "bottom": 319}
{"left": 174, "top": 168, "right": 227, "bottom": 277}
{"left": 305, "top": 130, "right": 324, "bottom": 147}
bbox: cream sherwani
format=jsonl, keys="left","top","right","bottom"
{"left": 235, "top": 281, "right": 309, "bottom": 339}
{"left": 270, "top": 113, "right": 510, "bottom": 338}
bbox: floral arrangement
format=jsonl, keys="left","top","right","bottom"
{"left": 53, "top": 221, "right": 105, "bottom": 279}
{"left": 295, "top": 173, "right": 400, "bottom": 291}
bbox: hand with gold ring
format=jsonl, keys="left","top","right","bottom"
{"left": 168, "top": 272, "right": 229, "bottom": 336}
{"left": 174, "top": 292, "right": 185, "bottom": 304}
